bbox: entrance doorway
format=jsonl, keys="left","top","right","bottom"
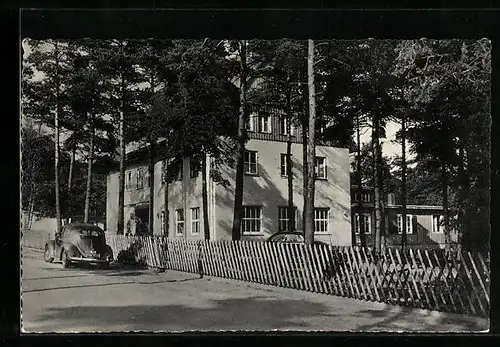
{"left": 134, "top": 205, "right": 150, "bottom": 235}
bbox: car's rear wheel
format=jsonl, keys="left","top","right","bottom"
{"left": 43, "top": 245, "right": 54, "bottom": 263}
{"left": 61, "top": 251, "right": 71, "bottom": 268}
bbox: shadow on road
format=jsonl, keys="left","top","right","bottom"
{"left": 27, "top": 295, "right": 488, "bottom": 332}
{"left": 30, "top": 296, "right": 330, "bottom": 331}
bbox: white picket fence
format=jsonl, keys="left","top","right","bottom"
{"left": 106, "top": 235, "right": 490, "bottom": 318}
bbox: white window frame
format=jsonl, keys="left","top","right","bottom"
{"left": 246, "top": 113, "right": 257, "bottom": 132}
{"left": 361, "top": 192, "right": 370, "bottom": 203}
{"left": 160, "top": 211, "right": 166, "bottom": 235}
{"left": 279, "top": 116, "right": 295, "bottom": 136}
{"left": 244, "top": 150, "right": 258, "bottom": 175}
{"left": 280, "top": 153, "right": 291, "bottom": 177}
{"left": 241, "top": 206, "right": 262, "bottom": 235}
{"left": 353, "top": 192, "right": 359, "bottom": 202}
{"left": 278, "top": 206, "right": 297, "bottom": 232}
{"left": 145, "top": 169, "right": 150, "bottom": 188}
{"left": 175, "top": 209, "right": 185, "bottom": 236}
{"left": 397, "top": 214, "right": 414, "bottom": 235}
{"left": 191, "top": 207, "right": 200, "bottom": 235}
{"left": 314, "top": 208, "right": 329, "bottom": 234}
{"left": 315, "top": 156, "right": 327, "bottom": 179}
{"left": 432, "top": 215, "right": 444, "bottom": 233}
{"left": 258, "top": 114, "right": 272, "bottom": 133}
{"left": 136, "top": 168, "right": 144, "bottom": 189}
{"left": 125, "top": 170, "right": 133, "bottom": 190}
{"left": 355, "top": 213, "right": 372, "bottom": 234}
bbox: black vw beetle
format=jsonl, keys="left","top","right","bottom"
{"left": 43, "top": 223, "right": 114, "bottom": 268}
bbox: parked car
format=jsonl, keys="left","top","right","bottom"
{"left": 44, "top": 223, "right": 114, "bottom": 268}
{"left": 266, "top": 231, "right": 328, "bottom": 247}
{"left": 266, "top": 231, "right": 341, "bottom": 281}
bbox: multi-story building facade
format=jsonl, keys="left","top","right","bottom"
{"left": 350, "top": 185, "right": 458, "bottom": 248}
{"left": 106, "top": 112, "right": 352, "bottom": 245}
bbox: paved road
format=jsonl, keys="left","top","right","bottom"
{"left": 21, "top": 248, "right": 488, "bottom": 333}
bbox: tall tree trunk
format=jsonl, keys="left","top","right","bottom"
{"left": 356, "top": 112, "right": 366, "bottom": 247}
{"left": 202, "top": 154, "right": 210, "bottom": 240}
{"left": 65, "top": 144, "right": 76, "bottom": 223}
{"left": 116, "top": 40, "right": 128, "bottom": 235}
{"left": 401, "top": 112, "right": 407, "bottom": 251}
{"left": 457, "top": 143, "right": 468, "bottom": 251}
{"left": 54, "top": 41, "right": 62, "bottom": 238}
{"left": 163, "top": 142, "right": 170, "bottom": 238}
{"left": 231, "top": 40, "right": 247, "bottom": 241}
{"left": 286, "top": 135, "right": 295, "bottom": 233}
{"left": 302, "top": 113, "right": 308, "bottom": 235}
{"left": 117, "top": 67, "right": 126, "bottom": 235}
{"left": 148, "top": 138, "right": 156, "bottom": 235}
{"left": 148, "top": 74, "right": 156, "bottom": 236}
{"left": 372, "top": 114, "right": 383, "bottom": 254}
{"left": 27, "top": 184, "right": 35, "bottom": 230}
{"left": 285, "top": 75, "right": 295, "bottom": 233}
{"left": 304, "top": 39, "right": 316, "bottom": 245}
{"left": 442, "top": 161, "right": 451, "bottom": 248}
{"left": 27, "top": 122, "right": 43, "bottom": 230}
{"left": 67, "top": 145, "right": 75, "bottom": 194}
{"left": 84, "top": 117, "right": 95, "bottom": 224}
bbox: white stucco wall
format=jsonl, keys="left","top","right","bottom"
{"left": 214, "top": 139, "right": 352, "bottom": 245}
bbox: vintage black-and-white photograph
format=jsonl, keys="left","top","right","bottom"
{"left": 21, "top": 37, "right": 490, "bottom": 332}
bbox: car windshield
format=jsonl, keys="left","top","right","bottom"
{"left": 79, "top": 229, "right": 103, "bottom": 238}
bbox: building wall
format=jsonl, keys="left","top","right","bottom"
{"left": 351, "top": 204, "right": 458, "bottom": 248}
{"left": 106, "top": 156, "right": 212, "bottom": 240}
{"left": 214, "top": 139, "right": 351, "bottom": 245}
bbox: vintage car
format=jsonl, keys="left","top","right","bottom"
{"left": 43, "top": 223, "right": 114, "bottom": 268}
{"left": 266, "top": 231, "right": 340, "bottom": 281}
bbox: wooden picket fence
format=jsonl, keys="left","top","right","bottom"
{"left": 106, "top": 235, "right": 490, "bottom": 317}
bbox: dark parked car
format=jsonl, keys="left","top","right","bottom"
{"left": 266, "top": 231, "right": 342, "bottom": 281}
{"left": 266, "top": 231, "right": 328, "bottom": 247}
{"left": 44, "top": 223, "right": 114, "bottom": 268}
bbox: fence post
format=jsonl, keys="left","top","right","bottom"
{"left": 198, "top": 240, "right": 204, "bottom": 278}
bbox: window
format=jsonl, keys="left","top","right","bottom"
{"left": 246, "top": 113, "right": 256, "bottom": 132}
{"left": 432, "top": 215, "right": 444, "bottom": 233}
{"left": 145, "top": 170, "right": 150, "bottom": 188}
{"left": 191, "top": 207, "right": 200, "bottom": 234}
{"left": 136, "top": 168, "right": 144, "bottom": 189}
{"left": 315, "top": 156, "right": 327, "bottom": 179}
{"left": 190, "top": 158, "right": 200, "bottom": 178}
{"left": 352, "top": 192, "right": 359, "bottom": 202}
{"left": 160, "top": 211, "right": 166, "bottom": 235}
{"left": 314, "top": 208, "right": 329, "bottom": 233}
{"left": 361, "top": 192, "right": 370, "bottom": 203}
{"left": 176, "top": 209, "right": 184, "bottom": 235}
{"left": 278, "top": 206, "right": 297, "bottom": 232}
{"left": 354, "top": 213, "right": 371, "bottom": 234}
{"left": 279, "top": 116, "right": 295, "bottom": 136}
{"left": 125, "top": 170, "right": 133, "bottom": 189}
{"left": 244, "top": 151, "right": 258, "bottom": 175}
{"left": 260, "top": 114, "right": 271, "bottom": 133}
{"left": 242, "top": 206, "right": 262, "bottom": 234}
{"left": 280, "top": 153, "right": 291, "bottom": 177}
{"left": 397, "top": 214, "right": 414, "bottom": 234}
{"left": 247, "top": 113, "right": 271, "bottom": 133}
